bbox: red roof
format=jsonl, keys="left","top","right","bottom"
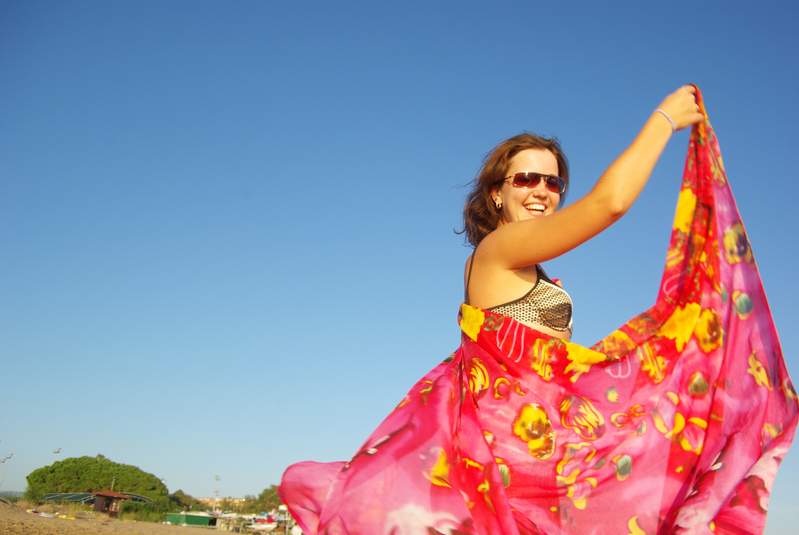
{"left": 92, "top": 491, "right": 130, "bottom": 499}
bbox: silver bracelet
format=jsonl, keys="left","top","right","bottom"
{"left": 654, "top": 108, "right": 676, "bottom": 132}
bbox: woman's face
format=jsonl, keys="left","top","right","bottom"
{"left": 493, "top": 149, "right": 561, "bottom": 225}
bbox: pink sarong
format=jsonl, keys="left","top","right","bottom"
{"left": 279, "top": 90, "right": 797, "bottom": 535}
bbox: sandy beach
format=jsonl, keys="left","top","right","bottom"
{"left": 0, "top": 499, "right": 216, "bottom": 535}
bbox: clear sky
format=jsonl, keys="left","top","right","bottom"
{"left": 1, "top": 1, "right": 797, "bottom": 532}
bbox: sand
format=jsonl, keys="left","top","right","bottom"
{"left": 0, "top": 499, "right": 215, "bottom": 535}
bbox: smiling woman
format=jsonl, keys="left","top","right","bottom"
{"left": 463, "top": 87, "right": 704, "bottom": 343}
{"left": 461, "top": 133, "right": 571, "bottom": 248}
{"left": 279, "top": 88, "right": 797, "bottom": 535}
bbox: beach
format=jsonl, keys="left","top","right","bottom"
{"left": 0, "top": 499, "right": 214, "bottom": 535}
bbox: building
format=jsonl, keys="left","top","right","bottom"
{"left": 197, "top": 496, "right": 246, "bottom": 508}
{"left": 92, "top": 491, "right": 130, "bottom": 518}
{"left": 166, "top": 512, "right": 218, "bottom": 527}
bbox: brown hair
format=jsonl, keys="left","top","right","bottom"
{"left": 460, "top": 133, "right": 569, "bottom": 247}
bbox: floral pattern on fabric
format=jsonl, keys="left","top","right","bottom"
{"left": 279, "top": 89, "right": 797, "bottom": 535}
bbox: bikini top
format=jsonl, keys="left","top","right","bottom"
{"left": 465, "top": 256, "right": 574, "bottom": 334}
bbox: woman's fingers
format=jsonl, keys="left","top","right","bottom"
{"left": 657, "top": 86, "right": 705, "bottom": 131}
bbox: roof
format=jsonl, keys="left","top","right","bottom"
{"left": 92, "top": 491, "right": 130, "bottom": 499}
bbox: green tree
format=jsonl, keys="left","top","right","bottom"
{"left": 169, "top": 489, "right": 205, "bottom": 512}
{"left": 237, "top": 485, "right": 282, "bottom": 514}
{"left": 23, "top": 484, "right": 44, "bottom": 505}
{"left": 257, "top": 485, "right": 283, "bottom": 512}
{"left": 25, "top": 454, "right": 168, "bottom": 501}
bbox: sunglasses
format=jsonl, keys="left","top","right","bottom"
{"left": 505, "top": 172, "right": 566, "bottom": 195}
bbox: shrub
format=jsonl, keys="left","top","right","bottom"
{"left": 23, "top": 485, "right": 44, "bottom": 505}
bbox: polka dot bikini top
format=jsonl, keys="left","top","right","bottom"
{"left": 466, "top": 257, "right": 573, "bottom": 334}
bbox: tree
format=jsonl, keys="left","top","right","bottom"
{"left": 25, "top": 455, "right": 168, "bottom": 501}
{"left": 169, "top": 489, "right": 205, "bottom": 512}
{"left": 238, "top": 485, "right": 282, "bottom": 514}
{"left": 23, "top": 484, "right": 44, "bottom": 505}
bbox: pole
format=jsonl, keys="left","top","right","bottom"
{"left": 0, "top": 454, "right": 13, "bottom": 489}
{"left": 212, "top": 476, "right": 220, "bottom": 513}
{"left": 52, "top": 448, "right": 61, "bottom": 465}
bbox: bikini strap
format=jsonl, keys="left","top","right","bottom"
{"left": 536, "top": 263, "right": 551, "bottom": 283}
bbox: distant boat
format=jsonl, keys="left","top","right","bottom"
{"left": 247, "top": 524, "right": 277, "bottom": 532}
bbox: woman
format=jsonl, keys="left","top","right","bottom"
{"left": 280, "top": 87, "right": 796, "bottom": 535}
{"left": 464, "top": 86, "right": 704, "bottom": 342}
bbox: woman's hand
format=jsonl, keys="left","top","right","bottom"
{"left": 656, "top": 85, "right": 705, "bottom": 131}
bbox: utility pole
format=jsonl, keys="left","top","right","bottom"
{"left": 212, "top": 476, "right": 220, "bottom": 513}
{"left": 0, "top": 454, "right": 13, "bottom": 489}
{"left": 52, "top": 448, "right": 61, "bottom": 465}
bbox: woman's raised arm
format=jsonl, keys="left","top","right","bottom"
{"left": 477, "top": 86, "right": 705, "bottom": 271}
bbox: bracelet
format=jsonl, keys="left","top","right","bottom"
{"left": 654, "top": 108, "right": 676, "bottom": 133}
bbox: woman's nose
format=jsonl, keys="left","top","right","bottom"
{"left": 533, "top": 182, "right": 548, "bottom": 196}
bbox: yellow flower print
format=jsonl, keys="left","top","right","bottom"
{"left": 627, "top": 516, "right": 646, "bottom": 535}
{"left": 460, "top": 304, "right": 485, "bottom": 342}
{"left": 555, "top": 442, "right": 597, "bottom": 510}
{"left": 493, "top": 377, "right": 510, "bottom": 400}
{"left": 781, "top": 380, "right": 798, "bottom": 402}
{"left": 704, "top": 243, "right": 722, "bottom": 293}
{"left": 710, "top": 148, "right": 727, "bottom": 186}
{"left": 661, "top": 302, "right": 701, "bottom": 351}
{"left": 492, "top": 378, "right": 527, "bottom": 400}
{"left": 422, "top": 447, "right": 452, "bottom": 487}
{"left": 611, "top": 404, "right": 646, "bottom": 428}
{"left": 722, "top": 222, "right": 754, "bottom": 265}
{"left": 461, "top": 457, "right": 483, "bottom": 471}
{"left": 639, "top": 345, "right": 667, "bottom": 384}
{"left": 732, "top": 291, "right": 754, "bottom": 320}
{"left": 762, "top": 423, "right": 780, "bottom": 442}
{"left": 747, "top": 352, "right": 772, "bottom": 390}
{"left": 477, "top": 471, "right": 495, "bottom": 513}
{"left": 560, "top": 396, "right": 606, "bottom": 441}
{"left": 530, "top": 338, "right": 554, "bottom": 381}
{"left": 693, "top": 308, "right": 723, "bottom": 353}
{"left": 599, "top": 329, "right": 636, "bottom": 361}
{"left": 665, "top": 242, "right": 684, "bottom": 269}
{"left": 419, "top": 380, "right": 435, "bottom": 404}
{"left": 512, "top": 403, "right": 556, "bottom": 460}
{"left": 673, "top": 188, "right": 697, "bottom": 234}
{"left": 563, "top": 477, "right": 596, "bottom": 510}
{"left": 612, "top": 454, "right": 632, "bottom": 481}
{"left": 651, "top": 393, "right": 707, "bottom": 454}
{"left": 496, "top": 458, "right": 511, "bottom": 488}
{"left": 688, "top": 371, "right": 709, "bottom": 396}
{"left": 563, "top": 343, "right": 607, "bottom": 383}
{"left": 467, "top": 358, "right": 489, "bottom": 397}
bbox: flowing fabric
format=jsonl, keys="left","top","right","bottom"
{"left": 279, "top": 91, "right": 797, "bottom": 535}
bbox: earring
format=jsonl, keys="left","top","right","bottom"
{"left": 494, "top": 199, "right": 502, "bottom": 209}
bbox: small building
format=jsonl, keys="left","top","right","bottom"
{"left": 166, "top": 511, "right": 218, "bottom": 527}
{"left": 92, "top": 491, "right": 129, "bottom": 518}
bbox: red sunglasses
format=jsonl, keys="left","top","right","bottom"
{"left": 505, "top": 172, "right": 566, "bottom": 195}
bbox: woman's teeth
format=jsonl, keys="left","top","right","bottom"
{"left": 525, "top": 203, "right": 545, "bottom": 212}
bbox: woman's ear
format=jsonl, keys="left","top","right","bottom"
{"left": 491, "top": 186, "right": 502, "bottom": 208}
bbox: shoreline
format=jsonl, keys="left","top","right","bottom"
{"left": 0, "top": 499, "right": 216, "bottom": 535}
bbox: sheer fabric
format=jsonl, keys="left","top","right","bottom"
{"left": 279, "top": 90, "right": 797, "bottom": 535}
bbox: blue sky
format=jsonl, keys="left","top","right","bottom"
{"left": 1, "top": 1, "right": 797, "bottom": 532}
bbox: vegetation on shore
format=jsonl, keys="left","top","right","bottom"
{"left": 24, "top": 454, "right": 282, "bottom": 522}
